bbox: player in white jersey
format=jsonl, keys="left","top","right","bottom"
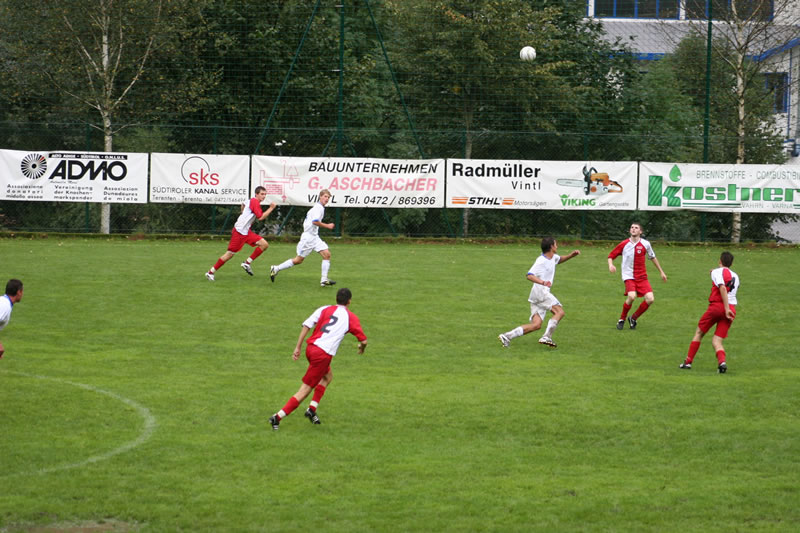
{"left": 268, "top": 288, "right": 367, "bottom": 430}
{"left": 270, "top": 189, "right": 337, "bottom": 287}
{"left": 205, "top": 186, "right": 277, "bottom": 280}
{"left": 498, "top": 237, "right": 580, "bottom": 349}
{"left": 608, "top": 222, "right": 667, "bottom": 330}
{"left": 680, "top": 251, "right": 739, "bottom": 373}
{"left": 0, "top": 279, "right": 23, "bottom": 359}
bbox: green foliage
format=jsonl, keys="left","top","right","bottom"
{"left": 665, "top": 32, "right": 786, "bottom": 164}
{"left": 1, "top": 240, "right": 799, "bottom": 531}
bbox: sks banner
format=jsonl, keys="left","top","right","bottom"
{"left": 446, "top": 159, "right": 638, "bottom": 210}
{"left": 0, "top": 149, "right": 147, "bottom": 203}
{"left": 252, "top": 156, "right": 446, "bottom": 208}
{"left": 640, "top": 162, "right": 800, "bottom": 213}
{"left": 150, "top": 153, "right": 250, "bottom": 204}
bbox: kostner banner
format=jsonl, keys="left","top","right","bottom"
{"left": 252, "top": 156, "right": 445, "bottom": 208}
{"left": 641, "top": 162, "right": 800, "bottom": 213}
{"left": 150, "top": 153, "right": 250, "bottom": 204}
{"left": 0, "top": 149, "right": 147, "bottom": 203}
{"left": 446, "top": 159, "right": 638, "bottom": 210}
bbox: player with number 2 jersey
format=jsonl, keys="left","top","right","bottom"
{"left": 268, "top": 288, "right": 367, "bottom": 430}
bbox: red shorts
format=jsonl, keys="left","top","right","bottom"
{"left": 227, "top": 229, "right": 261, "bottom": 253}
{"left": 697, "top": 302, "right": 735, "bottom": 338}
{"left": 624, "top": 279, "right": 653, "bottom": 297}
{"left": 302, "top": 343, "right": 332, "bottom": 387}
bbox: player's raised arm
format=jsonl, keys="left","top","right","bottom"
{"left": 559, "top": 249, "right": 580, "bottom": 264}
{"left": 259, "top": 202, "right": 277, "bottom": 221}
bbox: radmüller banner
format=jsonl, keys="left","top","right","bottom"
{"left": 150, "top": 153, "right": 250, "bottom": 204}
{"left": 446, "top": 159, "right": 638, "bottom": 210}
{"left": 641, "top": 162, "right": 800, "bottom": 213}
{"left": 252, "top": 156, "right": 445, "bottom": 208}
{"left": 0, "top": 149, "right": 147, "bottom": 203}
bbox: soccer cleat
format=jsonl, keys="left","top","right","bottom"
{"left": 679, "top": 362, "right": 692, "bottom": 370}
{"left": 269, "top": 265, "right": 277, "bottom": 283}
{"left": 241, "top": 262, "right": 254, "bottom": 276}
{"left": 718, "top": 362, "right": 727, "bottom": 374}
{"left": 498, "top": 333, "right": 510, "bottom": 348}
{"left": 616, "top": 319, "right": 625, "bottom": 330}
{"left": 205, "top": 271, "right": 215, "bottom": 281}
{"left": 268, "top": 415, "right": 280, "bottom": 430}
{"left": 304, "top": 408, "right": 321, "bottom": 425}
{"left": 628, "top": 316, "right": 637, "bottom": 330}
{"left": 538, "top": 336, "right": 557, "bottom": 348}
{"left": 320, "top": 279, "right": 337, "bottom": 287}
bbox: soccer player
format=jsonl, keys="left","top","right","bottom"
{"left": 0, "top": 279, "right": 24, "bottom": 359}
{"left": 268, "top": 287, "right": 367, "bottom": 430}
{"left": 680, "top": 251, "right": 739, "bottom": 373}
{"left": 498, "top": 237, "right": 580, "bottom": 349}
{"left": 205, "top": 186, "right": 277, "bottom": 281}
{"left": 607, "top": 222, "right": 667, "bottom": 330}
{"left": 270, "top": 189, "right": 337, "bottom": 287}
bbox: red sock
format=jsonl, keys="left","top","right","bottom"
{"left": 248, "top": 248, "right": 263, "bottom": 261}
{"left": 632, "top": 301, "right": 650, "bottom": 320}
{"left": 620, "top": 302, "right": 632, "bottom": 320}
{"left": 212, "top": 258, "right": 225, "bottom": 271}
{"left": 716, "top": 350, "right": 726, "bottom": 365}
{"left": 280, "top": 396, "right": 300, "bottom": 418}
{"left": 310, "top": 385, "right": 327, "bottom": 409}
{"left": 686, "top": 341, "right": 701, "bottom": 364}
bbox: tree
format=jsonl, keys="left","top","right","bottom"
{"left": 0, "top": 0, "right": 206, "bottom": 233}
{"left": 385, "top": 0, "right": 640, "bottom": 234}
{"left": 674, "top": 0, "right": 799, "bottom": 241}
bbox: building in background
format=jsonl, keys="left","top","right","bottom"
{"left": 586, "top": 0, "right": 800, "bottom": 162}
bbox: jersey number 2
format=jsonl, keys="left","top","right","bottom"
{"left": 321, "top": 315, "right": 339, "bottom": 333}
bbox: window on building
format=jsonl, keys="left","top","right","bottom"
{"left": 685, "top": 0, "right": 773, "bottom": 21}
{"left": 594, "top": 0, "right": 679, "bottom": 19}
{"left": 765, "top": 72, "right": 789, "bottom": 113}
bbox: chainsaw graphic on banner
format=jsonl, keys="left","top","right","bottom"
{"left": 556, "top": 165, "right": 623, "bottom": 196}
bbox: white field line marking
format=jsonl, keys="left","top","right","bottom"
{"left": 1, "top": 370, "right": 157, "bottom": 476}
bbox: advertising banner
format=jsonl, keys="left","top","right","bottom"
{"left": 446, "top": 159, "right": 638, "bottom": 210}
{"left": 150, "top": 153, "right": 250, "bottom": 204}
{"left": 640, "top": 162, "right": 800, "bottom": 213}
{"left": 252, "top": 156, "right": 446, "bottom": 208}
{"left": 0, "top": 149, "right": 148, "bottom": 203}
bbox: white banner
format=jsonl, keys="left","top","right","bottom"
{"left": 0, "top": 149, "right": 148, "bottom": 203}
{"left": 446, "top": 159, "right": 638, "bottom": 210}
{"left": 252, "top": 156, "right": 446, "bottom": 208}
{"left": 149, "top": 153, "right": 250, "bottom": 204}
{"left": 640, "top": 162, "right": 800, "bottom": 213}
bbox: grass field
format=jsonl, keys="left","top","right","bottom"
{"left": 1, "top": 237, "right": 799, "bottom": 532}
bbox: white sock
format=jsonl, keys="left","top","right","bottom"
{"left": 544, "top": 319, "right": 559, "bottom": 338}
{"left": 321, "top": 259, "right": 331, "bottom": 280}
{"left": 276, "top": 259, "right": 295, "bottom": 272}
{"left": 506, "top": 326, "right": 524, "bottom": 339}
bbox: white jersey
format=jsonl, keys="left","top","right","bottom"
{"left": 528, "top": 253, "right": 561, "bottom": 303}
{"left": 709, "top": 266, "right": 739, "bottom": 306}
{"left": 303, "top": 202, "right": 325, "bottom": 237}
{"left": 0, "top": 294, "right": 13, "bottom": 331}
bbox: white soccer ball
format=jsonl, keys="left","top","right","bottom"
{"left": 520, "top": 46, "right": 537, "bottom": 61}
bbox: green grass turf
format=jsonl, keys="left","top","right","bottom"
{"left": 1, "top": 238, "right": 798, "bottom": 532}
